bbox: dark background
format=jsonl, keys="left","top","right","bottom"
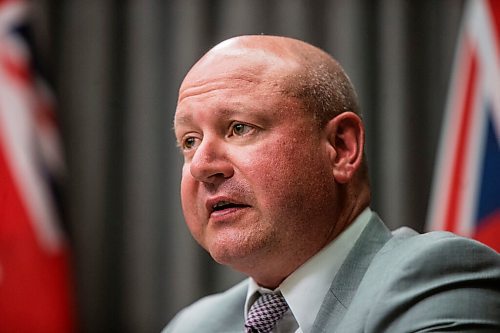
{"left": 32, "top": 1, "right": 464, "bottom": 332}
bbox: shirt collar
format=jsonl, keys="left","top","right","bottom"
{"left": 244, "top": 208, "right": 373, "bottom": 333}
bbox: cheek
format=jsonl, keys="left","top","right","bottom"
{"left": 180, "top": 166, "right": 204, "bottom": 237}
{"left": 180, "top": 165, "right": 193, "bottom": 210}
{"left": 244, "top": 137, "right": 329, "bottom": 210}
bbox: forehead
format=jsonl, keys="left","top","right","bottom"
{"left": 179, "top": 45, "right": 299, "bottom": 97}
{"left": 174, "top": 79, "right": 295, "bottom": 131}
{"left": 174, "top": 49, "right": 299, "bottom": 124}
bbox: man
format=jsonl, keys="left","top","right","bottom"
{"left": 164, "top": 35, "right": 500, "bottom": 332}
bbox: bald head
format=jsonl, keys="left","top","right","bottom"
{"left": 180, "top": 35, "right": 360, "bottom": 127}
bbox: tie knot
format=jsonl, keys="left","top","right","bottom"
{"left": 245, "top": 293, "right": 289, "bottom": 333}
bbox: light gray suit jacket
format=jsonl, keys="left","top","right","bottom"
{"left": 164, "top": 214, "right": 500, "bottom": 332}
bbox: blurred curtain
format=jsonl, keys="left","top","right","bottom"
{"left": 32, "top": 0, "right": 463, "bottom": 331}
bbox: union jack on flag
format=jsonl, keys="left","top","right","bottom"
{"left": 0, "top": 0, "right": 75, "bottom": 331}
{"left": 427, "top": 0, "right": 500, "bottom": 252}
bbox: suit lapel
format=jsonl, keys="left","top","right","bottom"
{"left": 312, "top": 214, "right": 392, "bottom": 332}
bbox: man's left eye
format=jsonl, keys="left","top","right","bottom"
{"left": 231, "top": 123, "right": 253, "bottom": 136}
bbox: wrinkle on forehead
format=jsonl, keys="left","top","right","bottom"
{"left": 178, "top": 75, "right": 261, "bottom": 102}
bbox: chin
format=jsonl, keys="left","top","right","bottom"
{"left": 208, "top": 244, "right": 248, "bottom": 265}
{"left": 207, "top": 238, "right": 263, "bottom": 270}
{"left": 203, "top": 226, "right": 276, "bottom": 268}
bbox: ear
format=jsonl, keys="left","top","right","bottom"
{"left": 324, "top": 112, "right": 365, "bottom": 184}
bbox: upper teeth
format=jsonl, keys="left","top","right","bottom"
{"left": 213, "top": 201, "right": 230, "bottom": 209}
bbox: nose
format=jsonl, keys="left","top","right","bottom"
{"left": 189, "top": 137, "right": 234, "bottom": 183}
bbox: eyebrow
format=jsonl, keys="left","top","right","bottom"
{"left": 174, "top": 108, "right": 252, "bottom": 129}
{"left": 173, "top": 113, "right": 193, "bottom": 129}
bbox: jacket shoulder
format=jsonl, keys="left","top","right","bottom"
{"left": 382, "top": 229, "right": 499, "bottom": 274}
{"left": 363, "top": 231, "right": 500, "bottom": 332}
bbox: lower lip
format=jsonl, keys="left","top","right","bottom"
{"left": 209, "top": 207, "right": 249, "bottom": 223}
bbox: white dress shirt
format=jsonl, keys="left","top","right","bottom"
{"left": 244, "top": 208, "right": 373, "bottom": 333}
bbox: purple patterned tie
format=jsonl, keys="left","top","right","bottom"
{"left": 245, "top": 293, "right": 289, "bottom": 333}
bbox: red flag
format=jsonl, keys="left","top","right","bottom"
{"left": 427, "top": 0, "right": 500, "bottom": 251}
{"left": 0, "top": 0, "right": 75, "bottom": 331}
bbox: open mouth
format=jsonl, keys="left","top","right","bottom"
{"left": 212, "top": 201, "right": 249, "bottom": 212}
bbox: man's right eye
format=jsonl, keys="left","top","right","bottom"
{"left": 182, "top": 136, "right": 198, "bottom": 150}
